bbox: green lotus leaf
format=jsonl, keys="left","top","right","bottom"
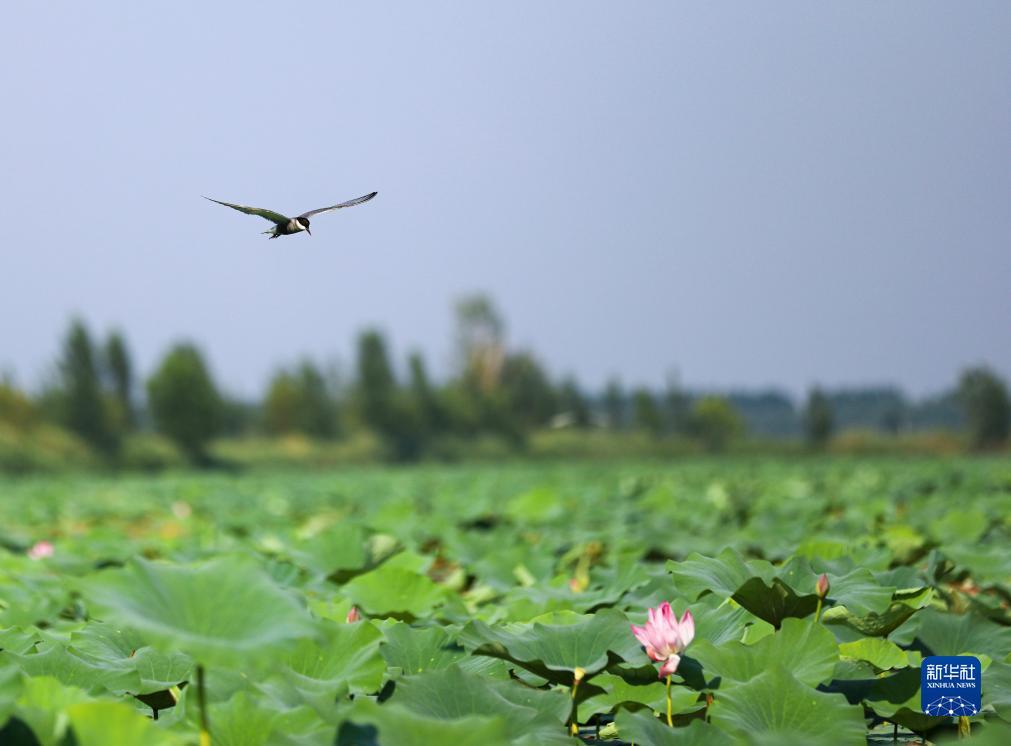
{"left": 692, "top": 618, "right": 838, "bottom": 688}
{"left": 0, "top": 664, "right": 19, "bottom": 730}
{"left": 459, "top": 607, "right": 634, "bottom": 679}
{"left": 69, "top": 622, "right": 193, "bottom": 694}
{"left": 504, "top": 487, "right": 566, "bottom": 524}
{"left": 862, "top": 666, "right": 947, "bottom": 733}
{"left": 822, "top": 567, "right": 894, "bottom": 616}
{"left": 285, "top": 619, "right": 384, "bottom": 696}
{"left": 928, "top": 509, "right": 988, "bottom": 545}
{"left": 81, "top": 556, "right": 315, "bottom": 667}
{"left": 7, "top": 644, "right": 140, "bottom": 695}
{"left": 130, "top": 648, "right": 193, "bottom": 694}
{"left": 11, "top": 675, "right": 90, "bottom": 746}
{"left": 341, "top": 565, "right": 446, "bottom": 618}
{"left": 822, "top": 587, "right": 933, "bottom": 637}
{"left": 337, "top": 698, "right": 511, "bottom": 746}
{"left": 710, "top": 666, "right": 866, "bottom": 745}
{"left": 914, "top": 609, "right": 1011, "bottom": 660}
{"left": 487, "top": 676, "right": 571, "bottom": 726}
{"left": 668, "top": 552, "right": 894, "bottom": 629}
{"left": 671, "top": 552, "right": 895, "bottom": 629}
{"left": 67, "top": 700, "right": 181, "bottom": 746}
{"left": 266, "top": 703, "right": 337, "bottom": 746}
{"left": 730, "top": 577, "right": 818, "bottom": 628}
{"left": 222, "top": 690, "right": 297, "bottom": 746}
{"left": 392, "top": 665, "right": 570, "bottom": 745}
{"left": 497, "top": 582, "right": 630, "bottom": 622}
{"left": 580, "top": 672, "right": 702, "bottom": 718}
{"left": 0, "top": 574, "right": 68, "bottom": 629}
{"left": 881, "top": 525, "right": 925, "bottom": 562}
{"left": 666, "top": 548, "right": 754, "bottom": 601}
{"left": 0, "top": 627, "right": 40, "bottom": 656}
{"left": 288, "top": 524, "right": 368, "bottom": 578}
{"left": 67, "top": 622, "right": 143, "bottom": 663}
{"left": 615, "top": 709, "right": 734, "bottom": 745}
{"left": 982, "top": 660, "right": 1011, "bottom": 723}
{"left": 938, "top": 721, "right": 1011, "bottom": 746}
{"left": 943, "top": 544, "right": 1011, "bottom": 588}
{"left": 838, "top": 637, "right": 908, "bottom": 671}
{"left": 380, "top": 622, "right": 468, "bottom": 675}
{"left": 466, "top": 542, "right": 557, "bottom": 592}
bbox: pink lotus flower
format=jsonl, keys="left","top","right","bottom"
{"left": 346, "top": 606, "right": 361, "bottom": 623}
{"left": 27, "top": 541, "right": 54, "bottom": 561}
{"left": 631, "top": 602, "right": 694, "bottom": 678}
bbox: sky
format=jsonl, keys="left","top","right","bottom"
{"left": 1, "top": 2, "right": 1008, "bottom": 399}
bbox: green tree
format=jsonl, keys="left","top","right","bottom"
{"left": 557, "top": 377, "right": 591, "bottom": 428}
{"left": 958, "top": 367, "right": 1010, "bottom": 449}
{"left": 293, "top": 361, "right": 337, "bottom": 438}
{"left": 58, "top": 319, "right": 118, "bottom": 454}
{"left": 603, "top": 378, "right": 625, "bottom": 430}
{"left": 104, "top": 331, "right": 135, "bottom": 429}
{"left": 407, "top": 351, "right": 442, "bottom": 437}
{"left": 263, "top": 361, "right": 337, "bottom": 438}
{"left": 632, "top": 387, "right": 663, "bottom": 436}
{"left": 263, "top": 370, "right": 301, "bottom": 435}
{"left": 455, "top": 294, "right": 505, "bottom": 393}
{"left": 499, "top": 352, "right": 556, "bottom": 430}
{"left": 354, "top": 329, "right": 399, "bottom": 438}
{"left": 147, "top": 343, "right": 222, "bottom": 462}
{"left": 690, "top": 396, "right": 743, "bottom": 452}
{"left": 803, "top": 387, "right": 834, "bottom": 449}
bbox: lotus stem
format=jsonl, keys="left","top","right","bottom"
{"left": 814, "top": 597, "right": 823, "bottom": 624}
{"left": 197, "top": 664, "right": 211, "bottom": 746}
{"left": 659, "top": 673, "right": 670, "bottom": 726}
{"left": 958, "top": 715, "right": 970, "bottom": 738}
{"left": 569, "top": 667, "right": 585, "bottom": 737}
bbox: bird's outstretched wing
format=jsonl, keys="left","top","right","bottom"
{"left": 298, "top": 191, "right": 378, "bottom": 219}
{"left": 204, "top": 197, "right": 289, "bottom": 225}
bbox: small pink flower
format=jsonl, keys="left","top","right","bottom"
{"left": 631, "top": 602, "right": 694, "bottom": 679}
{"left": 27, "top": 541, "right": 54, "bottom": 561}
{"left": 346, "top": 606, "right": 361, "bottom": 623}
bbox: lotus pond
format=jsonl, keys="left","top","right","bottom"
{"left": 1, "top": 458, "right": 1009, "bottom": 745}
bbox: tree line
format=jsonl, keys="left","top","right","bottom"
{"left": 1, "top": 295, "right": 1008, "bottom": 465}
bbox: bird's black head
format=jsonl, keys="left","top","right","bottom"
{"left": 299, "top": 217, "right": 311, "bottom": 228}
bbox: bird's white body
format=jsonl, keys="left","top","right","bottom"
{"left": 263, "top": 218, "right": 309, "bottom": 238}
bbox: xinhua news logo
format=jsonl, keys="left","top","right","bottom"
{"left": 920, "top": 656, "right": 981, "bottom": 717}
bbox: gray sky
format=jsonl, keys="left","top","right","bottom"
{"left": 1, "top": 2, "right": 1008, "bottom": 398}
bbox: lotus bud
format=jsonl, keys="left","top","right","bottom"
{"left": 816, "top": 573, "right": 830, "bottom": 599}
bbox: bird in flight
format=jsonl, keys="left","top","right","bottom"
{"left": 204, "top": 191, "right": 377, "bottom": 238}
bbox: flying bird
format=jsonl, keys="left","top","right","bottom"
{"left": 204, "top": 191, "right": 377, "bottom": 238}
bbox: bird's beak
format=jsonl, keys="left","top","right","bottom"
{"left": 306, "top": 228, "right": 312, "bottom": 236}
